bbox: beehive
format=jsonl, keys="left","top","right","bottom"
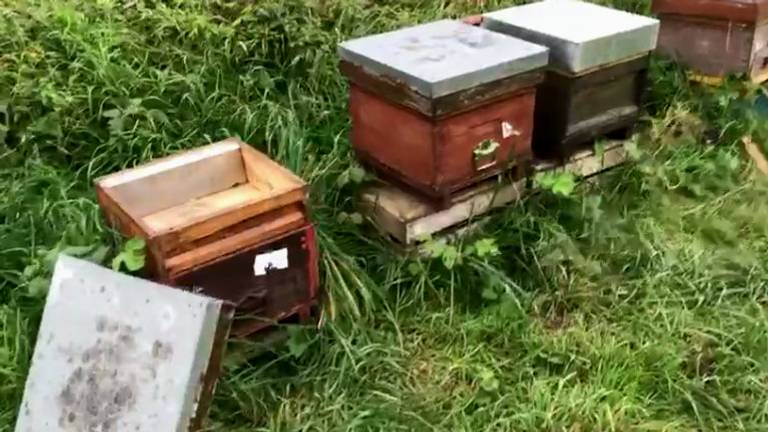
{"left": 339, "top": 19, "right": 549, "bottom": 202}
{"left": 652, "top": 0, "right": 768, "bottom": 83}
{"left": 95, "top": 138, "right": 319, "bottom": 336}
{"left": 484, "top": 0, "right": 659, "bottom": 159}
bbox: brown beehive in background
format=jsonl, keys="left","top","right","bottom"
{"left": 95, "top": 138, "right": 319, "bottom": 337}
{"left": 483, "top": 0, "right": 659, "bottom": 160}
{"left": 338, "top": 20, "right": 549, "bottom": 204}
{"left": 652, "top": 0, "right": 768, "bottom": 82}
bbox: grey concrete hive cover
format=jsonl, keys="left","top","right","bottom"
{"left": 338, "top": 19, "right": 549, "bottom": 98}
{"left": 15, "top": 255, "right": 234, "bottom": 432}
{"left": 484, "top": 0, "right": 659, "bottom": 74}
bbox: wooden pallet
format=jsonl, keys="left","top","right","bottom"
{"left": 360, "top": 141, "right": 627, "bottom": 246}
{"left": 360, "top": 176, "right": 526, "bottom": 245}
{"left": 533, "top": 140, "right": 627, "bottom": 178}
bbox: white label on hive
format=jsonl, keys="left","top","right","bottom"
{"left": 501, "top": 121, "right": 519, "bottom": 138}
{"left": 253, "top": 248, "right": 289, "bottom": 276}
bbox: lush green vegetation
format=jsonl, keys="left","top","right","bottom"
{"left": 3, "top": 0, "right": 768, "bottom": 430}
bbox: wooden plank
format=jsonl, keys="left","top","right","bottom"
{"left": 163, "top": 210, "right": 306, "bottom": 278}
{"left": 340, "top": 60, "right": 544, "bottom": 119}
{"left": 533, "top": 141, "right": 627, "bottom": 178}
{"left": 360, "top": 141, "right": 627, "bottom": 247}
{"left": 142, "top": 184, "right": 265, "bottom": 234}
{"left": 96, "top": 140, "right": 247, "bottom": 217}
{"left": 239, "top": 142, "right": 307, "bottom": 192}
{"left": 360, "top": 177, "right": 526, "bottom": 245}
{"left": 153, "top": 187, "right": 307, "bottom": 257}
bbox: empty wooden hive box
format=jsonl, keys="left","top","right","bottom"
{"left": 95, "top": 138, "right": 319, "bottom": 337}
{"left": 652, "top": 0, "right": 768, "bottom": 83}
{"left": 338, "top": 19, "right": 549, "bottom": 203}
{"left": 484, "top": 0, "right": 659, "bottom": 160}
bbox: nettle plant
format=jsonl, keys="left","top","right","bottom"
{"left": 20, "top": 237, "right": 146, "bottom": 299}
{"left": 422, "top": 237, "right": 501, "bottom": 270}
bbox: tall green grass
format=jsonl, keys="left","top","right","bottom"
{"left": 2, "top": 0, "right": 768, "bottom": 430}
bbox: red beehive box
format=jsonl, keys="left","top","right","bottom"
{"left": 338, "top": 20, "right": 549, "bottom": 203}
{"left": 652, "top": 0, "right": 768, "bottom": 82}
{"left": 94, "top": 138, "right": 319, "bottom": 336}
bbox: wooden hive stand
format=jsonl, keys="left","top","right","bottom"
{"left": 359, "top": 140, "right": 628, "bottom": 248}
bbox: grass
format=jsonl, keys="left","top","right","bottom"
{"left": 2, "top": 0, "right": 768, "bottom": 430}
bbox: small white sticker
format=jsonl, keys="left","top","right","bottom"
{"left": 253, "top": 248, "right": 289, "bottom": 276}
{"left": 502, "top": 121, "right": 520, "bottom": 138}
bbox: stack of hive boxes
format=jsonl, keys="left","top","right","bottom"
{"left": 339, "top": 19, "right": 549, "bottom": 206}
{"left": 341, "top": 0, "right": 658, "bottom": 244}
{"left": 484, "top": 0, "right": 659, "bottom": 159}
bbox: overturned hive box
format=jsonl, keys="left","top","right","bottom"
{"left": 484, "top": 0, "right": 658, "bottom": 160}
{"left": 652, "top": 0, "right": 768, "bottom": 83}
{"left": 95, "top": 138, "right": 319, "bottom": 336}
{"left": 339, "top": 19, "right": 548, "bottom": 203}
{"left": 15, "top": 255, "right": 234, "bottom": 432}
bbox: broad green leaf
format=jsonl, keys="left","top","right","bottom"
{"left": 336, "top": 212, "right": 349, "bottom": 224}
{"left": 125, "top": 237, "right": 145, "bottom": 252}
{"left": 111, "top": 254, "right": 124, "bottom": 272}
{"left": 407, "top": 262, "right": 421, "bottom": 276}
{"left": 336, "top": 170, "right": 350, "bottom": 187}
{"left": 441, "top": 246, "right": 459, "bottom": 269}
{"left": 148, "top": 109, "right": 170, "bottom": 124}
{"left": 108, "top": 116, "right": 124, "bottom": 135}
{"left": 102, "top": 108, "right": 121, "bottom": 118}
{"left": 112, "top": 238, "right": 146, "bottom": 272}
{"left": 61, "top": 245, "right": 96, "bottom": 257}
{"left": 29, "top": 113, "right": 63, "bottom": 138}
{"left": 28, "top": 277, "right": 49, "bottom": 298}
{"left": 481, "top": 287, "right": 498, "bottom": 300}
{"left": 551, "top": 174, "right": 576, "bottom": 196}
{"left": 473, "top": 238, "right": 500, "bottom": 258}
{"left": 349, "top": 166, "right": 366, "bottom": 183}
{"left": 123, "top": 253, "right": 145, "bottom": 271}
{"left": 348, "top": 212, "right": 364, "bottom": 225}
{"left": 424, "top": 240, "right": 447, "bottom": 258}
{"left": 286, "top": 326, "right": 312, "bottom": 359}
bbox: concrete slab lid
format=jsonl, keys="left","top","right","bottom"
{"left": 338, "top": 19, "right": 549, "bottom": 98}
{"left": 15, "top": 255, "right": 231, "bottom": 432}
{"left": 483, "top": 0, "right": 659, "bottom": 74}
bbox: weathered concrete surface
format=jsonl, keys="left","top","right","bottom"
{"left": 484, "top": 0, "right": 659, "bottom": 73}
{"left": 15, "top": 255, "right": 231, "bottom": 432}
{"left": 339, "top": 19, "right": 548, "bottom": 97}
